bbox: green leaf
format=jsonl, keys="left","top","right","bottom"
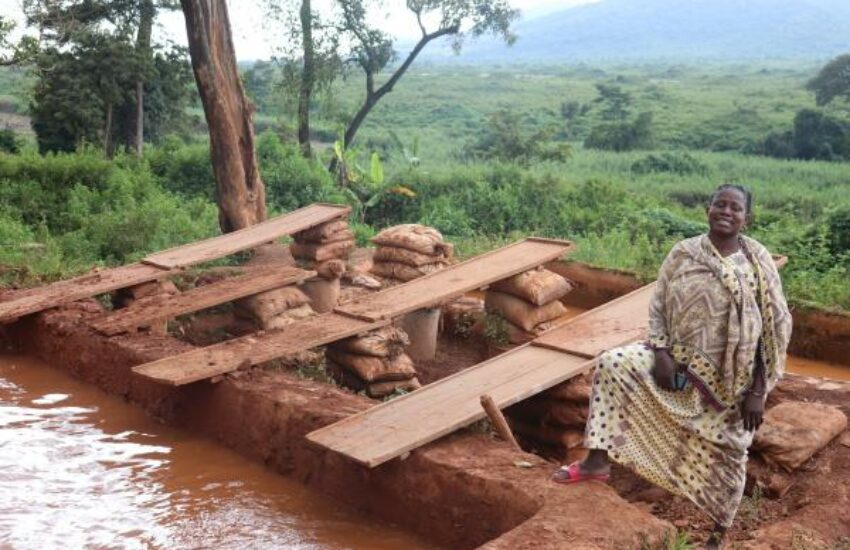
{"left": 370, "top": 152, "right": 384, "bottom": 185}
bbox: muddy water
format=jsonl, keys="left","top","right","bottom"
{"left": 0, "top": 354, "right": 436, "bottom": 550}
{"left": 786, "top": 355, "right": 850, "bottom": 382}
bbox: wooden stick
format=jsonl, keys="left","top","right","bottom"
{"left": 480, "top": 394, "right": 521, "bottom": 451}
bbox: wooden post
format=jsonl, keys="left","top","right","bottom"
{"left": 480, "top": 394, "right": 521, "bottom": 451}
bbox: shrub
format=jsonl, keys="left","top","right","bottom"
{"left": 585, "top": 112, "right": 654, "bottom": 152}
{"left": 0, "top": 128, "right": 19, "bottom": 153}
{"left": 631, "top": 152, "right": 709, "bottom": 176}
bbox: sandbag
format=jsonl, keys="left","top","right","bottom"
{"left": 301, "top": 277, "right": 340, "bottom": 313}
{"left": 290, "top": 240, "right": 355, "bottom": 262}
{"left": 753, "top": 401, "right": 848, "bottom": 472}
{"left": 484, "top": 290, "right": 568, "bottom": 332}
{"left": 313, "top": 259, "right": 346, "bottom": 280}
{"left": 509, "top": 398, "right": 588, "bottom": 428}
{"left": 301, "top": 228, "right": 355, "bottom": 245}
{"left": 235, "top": 286, "right": 311, "bottom": 324}
{"left": 373, "top": 245, "right": 451, "bottom": 267}
{"left": 543, "top": 375, "right": 592, "bottom": 403}
{"left": 326, "top": 349, "right": 417, "bottom": 382}
{"left": 490, "top": 268, "right": 574, "bottom": 306}
{"left": 264, "top": 303, "right": 316, "bottom": 329}
{"left": 504, "top": 319, "right": 553, "bottom": 344}
{"left": 371, "top": 261, "right": 445, "bottom": 282}
{"left": 366, "top": 377, "right": 422, "bottom": 398}
{"left": 509, "top": 418, "right": 585, "bottom": 449}
{"left": 331, "top": 326, "right": 410, "bottom": 358}
{"left": 371, "top": 224, "right": 451, "bottom": 255}
{"left": 441, "top": 297, "right": 485, "bottom": 337}
{"left": 293, "top": 219, "right": 349, "bottom": 243}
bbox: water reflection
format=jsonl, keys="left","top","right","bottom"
{"left": 0, "top": 355, "right": 434, "bottom": 550}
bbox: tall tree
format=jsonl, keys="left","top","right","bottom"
{"left": 181, "top": 0, "right": 267, "bottom": 231}
{"left": 335, "top": 0, "right": 518, "bottom": 158}
{"left": 808, "top": 54, "right": 850, "bottom": 106}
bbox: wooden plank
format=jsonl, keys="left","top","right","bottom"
{"left": 335, "top": 238, "right": 575, "bottom": 322}
{"left": 143, "top": 203, "right": 351, "bottom": 269}
{"left": 0, "top": 263, "right": 170, "bottom": 324}
{"left": 132, "top": 312, "right": 388, "bottom": 386}
{"left": 531, "top": 284, "right": 655, "bottom": 358}
{"left": 90, "top": 266, "right": 315, "bottom": 336}
{"left": 306, "top": 345, "right": 590, "bottom": 467}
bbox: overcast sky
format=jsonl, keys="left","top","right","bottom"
{"left": 1, "top": 0, "right": 598, "bottom": 60}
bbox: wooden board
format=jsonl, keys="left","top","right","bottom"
{"left": 0, "top": 263, "right": 170, "bottom": 324}
{"left": 90, "top": 266, "right": 315, "bottom": 336}
{"left": 132, "top": 312, "right": 388, "bottom": 386}
{"left": 532, "top": 284, "right": 655, "bottom": 358}
{"left": 306, "top": 345, "right": 590, "bottom": 467}
{"left": 143, "top": 203, "right": 351, "bottom": 269}
{"left": 335, "top": 238, "right": 575, "bottom": 322}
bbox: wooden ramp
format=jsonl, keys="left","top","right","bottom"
{"left": 133, "top": 313, "right": 389, "bottom": 386}
{"left": 132, "top": 238, "right": 575, "bottom": 385}
{"left": 335, "top": 238, "right": 575, "bottom": 322}
{"left": 142, "top": 203, "right": 350, "bottom": 269}
{"left": 0, "top": 203, "right": 349, "bottom": 324}
{"left": 306, "top": 284, "right": 655, "bottom": 467}
{"left": 90, "top": 266, "right": 315, "bottom": 336}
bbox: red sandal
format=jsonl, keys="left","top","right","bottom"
{"left": 551, "top": 461, "right": 611, "bottom": 484}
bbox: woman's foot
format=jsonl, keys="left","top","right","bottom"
{"left": 551, "top": 460, "right": 611, "bottom": 483}
{"left": 552, "top": 449, "right": 611, "bottom": 483}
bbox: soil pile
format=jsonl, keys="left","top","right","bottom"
{"left": 484, "top": 268, "right": 574, "bottom": 343}
{"left": 370, "top": 224, "right": 452, "bottom": 282}
{"left": 326, "top": 326, "right": 422, "bottom": 398}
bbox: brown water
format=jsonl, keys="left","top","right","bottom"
{"left": 0, "top": 354, "right": 436, "bottom": 550}
{"left": 786, "top": 355, "right": 850, "bottom": 382}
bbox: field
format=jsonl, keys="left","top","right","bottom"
{"left": 1, "top": 61, "right": 849, "bottom": 312}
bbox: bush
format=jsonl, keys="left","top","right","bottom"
{"left": 631, "top": 152, "right": 709, "bottom": 176}
{"left": 0, "top": 128, "right": 19, "bottom": 153}
{"left": 585, "top": 112, "right": 654, "bottom": 152}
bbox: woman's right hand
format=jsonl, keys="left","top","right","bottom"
{"left": 651, "top": 349, "right": 677, "bottom": 390}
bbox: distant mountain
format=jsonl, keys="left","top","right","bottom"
{"left": 425, "top": 0, "right": 850, "bottom": 62}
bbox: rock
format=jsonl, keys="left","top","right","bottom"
{"left": 632, "top": 486, "right": 671, "bottom": 504}
{"left": 840, "top": 431, "right": 850, "bottom": 448}
{"left": 753, "top": 401, "right": 848, "bottom": 472}
{"left": 762, "top": 472, "right": 795, "bottom": 499}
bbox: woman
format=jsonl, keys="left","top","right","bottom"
{"left": 552, "top": 184, "right": 792, "bottom": 549}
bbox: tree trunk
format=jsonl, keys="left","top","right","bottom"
{"left": 181, "top": 0, "right": 267, "bottom": 232}
{"left": 131, "top": 0, "right": 155, "bottom": 156}
{"left": 104, "top": 101, "right": 114, "bottom": 158}
{"left": 297, "top": 0, "right": 313, "bottom": 158}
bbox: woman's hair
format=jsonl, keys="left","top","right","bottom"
{"left": 709, "top": 183, "right": 753, "bottom": 218}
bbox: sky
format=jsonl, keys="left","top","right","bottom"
{"left": 1, "top": 0, "right": 598, "bottom": 60}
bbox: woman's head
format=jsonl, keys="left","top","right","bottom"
{"left": 706, "top": 184, "right": 752, "bottom": 238}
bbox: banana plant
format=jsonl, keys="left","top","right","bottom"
{"left": 342, "top": 151, "right": 416, "bottom": 223}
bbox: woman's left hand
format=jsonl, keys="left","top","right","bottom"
{"left": 741, "top": 393, "right": 765, "bottom": 431}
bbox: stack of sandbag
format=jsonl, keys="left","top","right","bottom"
{"left": 234, "top": 284, "right": 315, "bottom": 330}
{"left": 290, "top": 219, "right": 356, "bottom": 274}
{"left": 484, "top": 267, "right": 574, "bottom": 344}
{"left": 325, "top": 326, "right": 421, "bottom": 398}
{"left": 370, "top": 224, "right": 453, "bottom": 282}
{"left": 507, "top": 373, "right": 592, "bottom": 461}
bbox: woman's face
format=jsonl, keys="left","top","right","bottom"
{"left": 707, "top": 188, "right": 748, "bottom": 238}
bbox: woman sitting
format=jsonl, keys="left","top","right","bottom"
{"left": 553, "top": 184, "right": 792, "bottom": 549}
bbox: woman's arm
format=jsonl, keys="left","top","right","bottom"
{"left": 649, "top": 245, "right": 679, "bottom": 390}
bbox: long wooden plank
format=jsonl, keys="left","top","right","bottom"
{"left": 0, "top": 263, "right": 170, "bottom": 324}
{"left": 306, "top": 345, "right": 590, "bottom": 467}
{"left": 307, "top": 283, "right": 656, "bottom": 467}
{"left": 335, "top": 238, "right": 575, "bottom": 322}
{"left": 132, "top": 312, "right": 388, "bottom": 386}
{"left": 90, "top": 266, "right": 315, "bottom": 336}
{"left": 531, "top": 283, "right": 655, "bottom": 358}
{"left": 143, "top": 203, "right": 351, "bottom": 269}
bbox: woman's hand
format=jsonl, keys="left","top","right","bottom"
{"left": 651, "top": 349, "right": 677, "bottom": 390}
{"left": 741, "top": 393, "right": 765, "bottom": 431}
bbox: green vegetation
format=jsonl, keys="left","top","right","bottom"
{"left": 1, "top": 60, "right": 849, "bottom": 313}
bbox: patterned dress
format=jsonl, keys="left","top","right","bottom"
{"left": 585, "top": 236, "right": 791, "bottom": 528}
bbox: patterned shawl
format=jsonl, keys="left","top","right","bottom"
{"left": 648, "top": 235, "right": 792, "bottom": 408}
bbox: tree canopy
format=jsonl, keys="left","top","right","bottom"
{"left": 807, "top": 54, "right": 850, "bottom": 106}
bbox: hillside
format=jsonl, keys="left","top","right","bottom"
{"left": 426, "top": 0, "right": 850, "bottom": 62}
